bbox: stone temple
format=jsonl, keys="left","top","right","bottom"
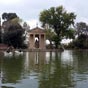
{"left": 28, "top": 27, "right": 46, "bottom": 49}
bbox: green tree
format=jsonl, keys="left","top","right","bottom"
{"left": 3, "top": 24, "right": 25, "bottom": 48}
{"left": 2, "top": 12, "right": 25, "bottom": 48}
{"left": 75, "top": 22, "right": 88, "bottom": 36}
{"left": 45, "top": 29, "right": 55, "bottom": 48}
{"left": 74, "top": 22, "right": 88, "bottom": 49}
{"left": 39, "top": 6, "right": 76, "bottom": 48}
{"left": 64, "top": 28, "right": 75, "bottom": 39}
{"left": 73, "top": 34, "right": 88, "bottom": 49}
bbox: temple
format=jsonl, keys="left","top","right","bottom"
{"left": 28, "top": 27, "right": 46, "bottom": 49}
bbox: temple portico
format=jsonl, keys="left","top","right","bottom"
{"left": 28, "top": 27, "right": 46, "bottom": 49}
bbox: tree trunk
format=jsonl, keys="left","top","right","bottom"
{"left": 55, "top": 42, "right": 58, "bottom": 49}
{"left": 50, "top": 40, "right": 52, "bottom": 49}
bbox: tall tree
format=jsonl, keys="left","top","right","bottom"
{"left": 75, "top": 22, "right": 88, "bottom": 36}
{"left": 39, "top": 6, "right": 76, "bottom": 48}
{"left": 73, "top": 22, "right": 88, "bottom": 49}
{"left": 3, "top": 24, "right": 25, "bottom": 48}
{"left": 2, "top": 12, "right": 25, "bottom": 48}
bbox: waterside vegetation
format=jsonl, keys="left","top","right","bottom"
{"left": 0, "top": 5, "right": 88, "bottom": 50}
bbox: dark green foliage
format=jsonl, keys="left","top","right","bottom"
{"left": 2, "top": 12, "right": 18, "bottom": 21}
{"left": 52, "top": 35, "right": 61, "bottom": 49}
{"left": 74, "top": 34, "right": 88, "bottom": 49}
{"left": 3, "top": 24, "right": 25, "bottom": 48}
{"left": 64, "top": 28, "right": 75, "bottom": 39}
{"left": 75, "top": 22, "right": 88, "bottom": 36}
{"left": 45, "top": 29, "right": 55, "bottom": 48}
{"left": 39, "top": 6, "right": 76, "bottom": 48}
{"left": 2, "top": 12, "right": 25, "bottom": 49}
{"left": 72, "top": 22, "right": 88, "bottom": 49}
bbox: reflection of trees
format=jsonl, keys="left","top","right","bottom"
{"left": 39, "top": 52, "right": 74, "bottom": 88}
{"left": 1, "top": 56, "right": 24, "bottom": 83}
{"left": 0, "top": 51, "right": 76, "bottom": 87}
{"left": 73, "top": 50, "right": 88, "bottom": 73}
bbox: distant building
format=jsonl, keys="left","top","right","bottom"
{"left": 28, "top": 27, "right": 46, "bottom": 49}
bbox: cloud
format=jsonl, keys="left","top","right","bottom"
{"left": 0, "top": 0, "right": 88, "bottom": 26}
{"left": 0, "top": 0, "right": 21, "bottom": 5}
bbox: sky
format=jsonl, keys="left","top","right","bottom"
{"left": 0, "top": 0, "right": 88, "bottom": 29}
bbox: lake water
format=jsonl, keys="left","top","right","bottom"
{"left": 0, "top": 50, "right": 88, "bottom": 88}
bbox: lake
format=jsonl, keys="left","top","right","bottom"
{"left": 0, "top": 50, "right": 88, "bottom": 88}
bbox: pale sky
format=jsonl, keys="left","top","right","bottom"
{"left": 0, "top": 0, "right": 88, "bottom": 28}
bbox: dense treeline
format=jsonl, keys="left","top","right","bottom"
{"left": 39, "top": 6, "right": 88, "bottom": 49}
{"left": 67, "top": 22, "right": 88, "bottom": 49}
{"left": 0, "top": 5, "right": 88, "bottom": 49}
{"left": 0, "top": 12, "right": 26, "bottom": 49}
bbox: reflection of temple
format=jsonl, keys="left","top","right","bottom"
{"left": 24, "top": 52, "right": 46, "bottom": 71}
{"left": 28, "top": 27, "right": 46, "bottom": 49}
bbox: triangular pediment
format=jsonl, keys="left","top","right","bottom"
{"left": 29, "top": 27, "right": 45, "bottom": 33}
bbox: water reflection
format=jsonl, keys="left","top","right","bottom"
{"left": 24, "top": 52, "right": 46, "bottom": 73}
{"left": 0, "top": 50, "right": 88, "bottom": 88}
{"left": 61, "top": 50, "right": 73, "bottom": 66}
{"left": 0, "top": 51, "right": 75, "bottom": 88}
{"left": 38, "top": 51, "right": 74, "bottom": 88}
